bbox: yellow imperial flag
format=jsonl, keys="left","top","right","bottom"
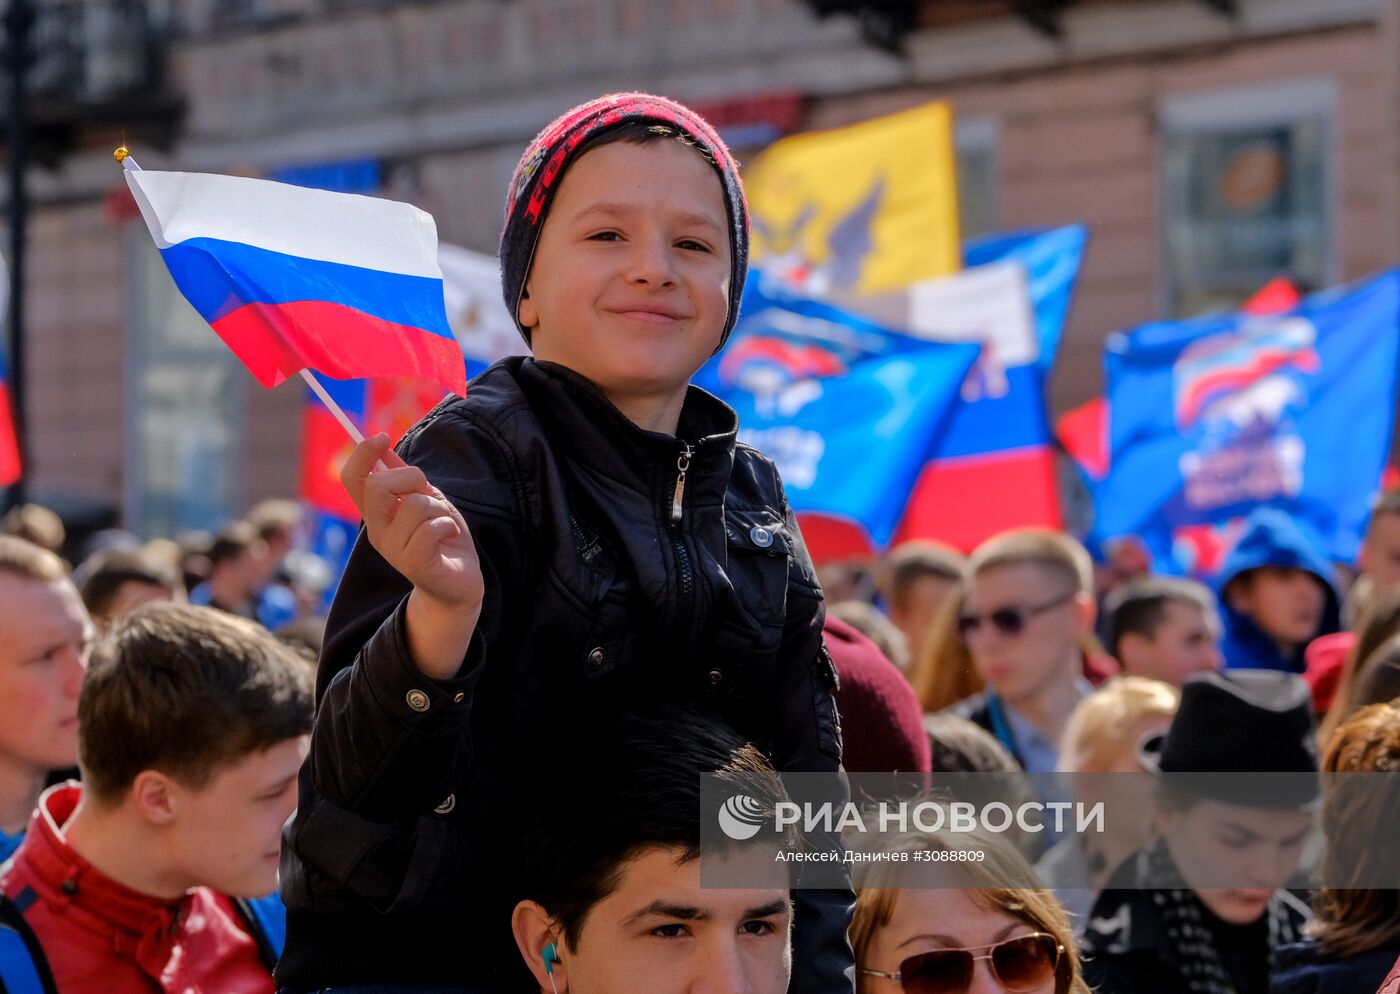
{"left": 744, "top": 102, "right": 961, "bottom": 295}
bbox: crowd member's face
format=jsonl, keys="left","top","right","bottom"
{"left": 1361, "top": 512, "right": 1400, "bottom": 593}
{"left": 1157, "top": 798, "right": 1312, "bottom": 925}
{"left": 963, "top": 564, "right": 1089, "bottom": 706}
{"left": 1120, "top": 600, "right": 1223, "bottom": 687}
{"left": 0, "top": 575, "right": 90, "bottom": 782}
{"left": 520, "top": 140, "right": 732, "bottom": 419}
{"left": 162, "top": 735, "right": 306, "bottom": 897}
{"left": 1228, "top": 567, "right": 1327, "bottom": 649}
{"left": 860, "top": 887, "right": 1058, "bottom": 994}
{"left": 893, "top": 574, "right": 960, "bottom": 662}
{"left": 523, "top": 845, "right": 791, "bottom": 994}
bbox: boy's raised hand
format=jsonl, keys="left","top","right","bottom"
{"left": 341, "top": 433, "right": 484, "bottom": 680}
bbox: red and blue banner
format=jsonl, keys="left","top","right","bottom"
{"left": 300, "top": 373, "right": 448, "bottom": 605}
{"left": 697, "top": 276, "right": 979, "bottom": 549}
{"left": 0, "top": 350, "right": 20, "bottom": 488}
{"left": 891, "top": 225, "right": 1087, "bottom": 552}
{"left": 125, "top": 168, "right": 466, "bottom": 397}
{"left": 1096, "top": 269, "right": 1400, "bottom": 575}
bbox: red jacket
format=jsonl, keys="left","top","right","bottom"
{"left": 0, "top": 784, "right": 273, "bottom": 994}
{"left": 1380, "top": 952, "right": 1400, "bottom": 994}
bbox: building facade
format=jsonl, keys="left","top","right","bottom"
{"left": 11, "top": 0, "right": 1400, "bottom": 540}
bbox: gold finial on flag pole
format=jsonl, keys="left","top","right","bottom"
{"left": 113, "top": 146, "right": 129, "bottom": 163}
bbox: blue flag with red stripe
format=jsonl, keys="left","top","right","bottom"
{"left": 1097, "top": 269, "right": 1400, "bottom": 574}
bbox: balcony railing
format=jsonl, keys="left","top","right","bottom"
{"left": 3, "top": 0, "right": 183, "bottom": 160}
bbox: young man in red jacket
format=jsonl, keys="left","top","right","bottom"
{"left": 1, "top": 603, "right": 312, "bottom": 993}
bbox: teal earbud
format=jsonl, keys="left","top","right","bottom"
{"left": 542, "top": 941, "right": 559, "bottom": 975}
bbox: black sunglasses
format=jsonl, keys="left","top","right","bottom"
{"left": 956, "top": 592, "right": 1076, "bottom": 638}
{"left": 861, "top": 932, "right": 1063, "bottom": 994}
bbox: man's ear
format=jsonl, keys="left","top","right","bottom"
{"left": 131, "top": 770, "right": 179, "bottom": 827}
{"left": 1073, "top": 591, "right": 1097, "bottom": 638}
{"left": 517, "top": 286, "right": 539, "bottom": 333}
{"left": 511, "top": 899, "right": 567, "bottom": 993}
{"left": 1117, "top": 631, "right": 1150, "bottom": 673}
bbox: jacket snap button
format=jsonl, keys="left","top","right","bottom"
{"left": 434, "top": 793, "right": 456, "bottom": 815}
{"left": 707, "top": 668, "right": 724, "bottom": 686}
{"left": 749, "top": 525, "right": 774, "bottom": 548}
{"left": 60, "top": 878, "right": 77, "bottom": 896}
{"left": 405, "top": 689, "right": 431, "bottom": 712}
{"left": 586, "top": 647, "right": 607, "bottom": 670}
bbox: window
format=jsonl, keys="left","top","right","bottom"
{"left": 1160, "top": 78, "right": 1336, "bottom": 317}
{"left": 123, "top": 226, "right": 245, "bottom": 538}
{"left": 955, "top": 115, "right": 999, "bottom": 240}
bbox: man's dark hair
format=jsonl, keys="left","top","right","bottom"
{"left": 206, "top": 521, "right": 260, "bottom": 569}
{"left": 246, "top": 498, "right": 303, "bottom": 544}
{"left": 78, "top": 602, "right": 313, "bottom": 803}
{"left": 516, "top": 704, "right": 789, "bottom": 949}
{"left": 1104, "top": 576, "right": 1219, "bottom": 659}
{"left": 879, "top": 542, "right": 965, "bottom": 612}
{"left": 77, "top": 548, "right": 182, "bottom": 620}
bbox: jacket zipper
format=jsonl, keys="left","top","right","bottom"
{"left": 670, "top": 444, "right": 695, "bottom": 633}
{"left": 670, "top": 444, "right": 692, "bottom": 523}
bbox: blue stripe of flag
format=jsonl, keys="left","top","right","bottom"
{"left": 160, "top": 237, "right": 454, "bottom": 340}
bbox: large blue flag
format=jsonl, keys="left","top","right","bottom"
{"left": 1096, "top": 270, "right": 1400, "bottom": 573}
{"left": 699, "top": 278, "right": 979, "bottom": 548}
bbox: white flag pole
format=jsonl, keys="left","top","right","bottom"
{"left": 299, "top": 368, "right": 366, "bottom": 445}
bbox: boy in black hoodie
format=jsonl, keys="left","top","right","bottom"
{"left": 275, "top": 94, "right": 851, "bottom": 994}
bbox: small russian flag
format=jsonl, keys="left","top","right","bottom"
{"left": 124, "top": 166, "right": 466, "bottom": 398}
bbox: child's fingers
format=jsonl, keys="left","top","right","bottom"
{"left": 382, "top": 492, "right": 451, "bottom": 551}
{"left": 340, "top": 434, "right": 394, "bottom": 511}
{"left": 362, "top": 467, "right": 432, "bottom": 527}
{"left": 402, "top": 514, "right": 464, "bottom": 571}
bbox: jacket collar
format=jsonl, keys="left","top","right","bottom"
{"left": 24, "top": 783, "right": 190, "bottom": 954}
{"left": 515, "top": 359, "right": 739, "bottom": 503}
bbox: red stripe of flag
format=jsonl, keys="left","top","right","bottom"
{"left": 0, "top": 380, "right": 20, "bottom": 488}
{"left": 212, "top": 300, "right": 466, "bottom": 396}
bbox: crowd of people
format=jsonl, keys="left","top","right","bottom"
{"left": 0, "top": 90, "right": 1398, "bottom": 994}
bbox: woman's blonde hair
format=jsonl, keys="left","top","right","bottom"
{"left": 1060, "top": 676, "right": 1180, "bottom": 773}
{"left": 908, "top": 578, "right": 984, "bottom": 713}
{"left": 850, "top": 823, "right": 1089, "bottom": 994}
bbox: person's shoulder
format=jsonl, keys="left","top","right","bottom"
{"left": 943, "top": 692, "right": 988, "bottom": 722}
{"left": 730, "top": 441, "right": 786, "bottom": 506}
{"left": 403, "top": 359, "right": 538, "bottom": 449}
{"left": 1080, "top": 868, "right": 1163, "bottom": 958}
{"left": 395, "top": 360, "right": 544, "bottom": 511}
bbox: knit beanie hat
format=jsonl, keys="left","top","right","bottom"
{"left": 499, "top": 92, "right": 749, "bottom": 349}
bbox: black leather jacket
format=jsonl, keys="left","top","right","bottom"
{"left": 276, "top": 358, "right": 854, "bottom": 993}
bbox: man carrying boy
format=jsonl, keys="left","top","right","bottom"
{"left": 278, "top": 93, "right": 850, "bottom": 993}
{"left": 0, "top": 537, "right": 89, "bottom": 860}
{"left": 510, "top": 705, "right": 795, "bottom": 994}
{"left": 0, "top": 603, "right": 312, "bottom": 992}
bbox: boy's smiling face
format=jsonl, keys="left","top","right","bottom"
{"left": 518, "top": 138, "right": 732, "bottom": 429}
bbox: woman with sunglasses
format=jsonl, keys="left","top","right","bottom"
{"left": 850, "top": 825, "right": 1089, "bottom": 994}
